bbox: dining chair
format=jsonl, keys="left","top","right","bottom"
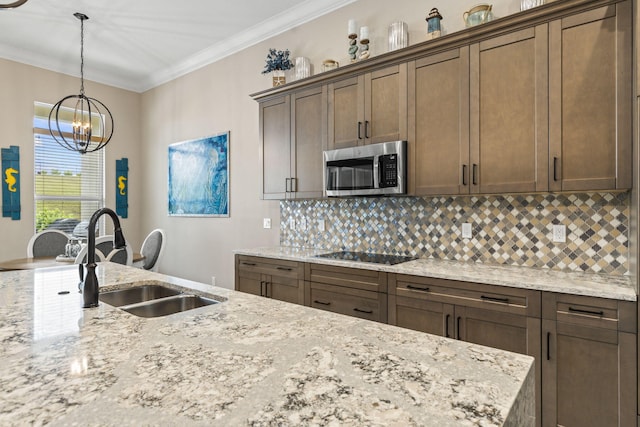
{"left": 27, "top": 229, "right": 70, "bottom": 257}
{"left": 74, "top": 235, "right": 132, "bottom": 265}
{"left": 135, "top": 229, "right": 166, "bottom": 271}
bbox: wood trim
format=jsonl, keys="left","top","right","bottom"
{"left": 535, "top": 24, "right": 550, "bottom": 191}
{"left": 548, "top": 19, "right": 562, "bottom": 192}
{"left": 479, "top": 27, "right": 535, "bottom": 51}
{"left": 615, "top": 0, "right": 632, "bottom": 189}
{"left": 459, "top": 45, "right": 471, "bottom": 194}
{"left": 469, "top": 43, "right": 480, "bottom": 194}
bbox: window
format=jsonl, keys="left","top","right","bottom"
{"left": 33, "top": 102, "right": 104, "bottom": 235}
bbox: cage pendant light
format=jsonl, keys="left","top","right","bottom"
{"left": 0, "top": 0, "right": 29, "bottom": 9}
{"left": 49, "top": 12, "right": 114, "bottom": 154}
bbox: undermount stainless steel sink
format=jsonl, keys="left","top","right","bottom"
{"left": 99, "top": 283, "right": 182, "bottom": 307}
{"left": 99, "top": 282, "right": 222, "bottom": 318}
{"left": 121, "top": 295, "right": 219, "bottom": 318}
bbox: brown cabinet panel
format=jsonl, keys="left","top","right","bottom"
{"left": 409, "top": 48, "right": 470, "bottom": 195}
{"left": 328, "top": 64, "right": 407, "bottom": 149}
{"left": 365, "top": 64, "right": 408, "bottom": 144}
{"left": 542, "top": 293, "right": 636, "bottom": 427}
{"left": 259, "top": 95, "right": 291, "bottom": 199}
{"left": 549, "top": 1, "right": 632, "bottom": 191}
{"left": 290, "top": 86, "right": 327, "bottom": 198}
{"left": 235, "top": 255, "right": 305, "bottom": 304}
{"left": 306, "top": 263, "right": 387, "bottom": 293}
{"left": 327, "top": 76, "right": 363, "bottom": 149}
{"left": 388, "top": 294, "right": 454, "bottom": 337}
{"left": 470, "top": 25, "right": 548, "bottom": 194}
{"left": 307, "top": 281, "right": 387, "bottom": 323}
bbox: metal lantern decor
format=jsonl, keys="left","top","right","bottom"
{"left": 49, "top": 13, "right": 114, "bottom": 154}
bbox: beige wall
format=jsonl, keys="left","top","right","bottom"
{"left": 0, "top": 58, "right": 142, "bottom": 262}
{"left": 139, "top": 0, "right": 519, "bottom": 287}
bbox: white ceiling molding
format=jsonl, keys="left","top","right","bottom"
{"left": 142, "top": 0, "right": 356, "bottom": 92}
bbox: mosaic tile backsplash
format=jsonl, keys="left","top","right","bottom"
{"left": 280, "top": 192, "right": 630, "bottom": 275}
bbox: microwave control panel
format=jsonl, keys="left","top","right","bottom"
{"left": 380, "top": 154, "right": 398, "bottom": 188}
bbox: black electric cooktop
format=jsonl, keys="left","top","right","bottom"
{"left": 314, "top": 251, "right": 416, "bottom": 265}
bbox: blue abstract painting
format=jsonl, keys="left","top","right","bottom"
{"left": 168, "top": 132, "right": 229, "bottom": 217}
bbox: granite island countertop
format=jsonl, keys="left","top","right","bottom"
{"left": 0, "top": 262, "right": 534, "bottom": 426}
{"left": 234, "top": 246, "right": 637, "bottom": 301}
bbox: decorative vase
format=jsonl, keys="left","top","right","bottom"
{"left": 272, "top": 70, "right": 286, "bottom": 87}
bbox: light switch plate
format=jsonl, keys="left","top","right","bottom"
{"left": 552, "top": 224, "right": 566, "bottom": 243}
{"left": 289, "top": 217, "right": 296, "bottom": 230}
{"left": 263, "top": 218, "right": 271, "bottom": 229}
{"left": 462, "top": 223, "right": 472, "bottom": 239}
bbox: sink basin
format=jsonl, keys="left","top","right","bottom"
{"left": 121, "top": 295, "right": 219, "bottom": 318}
{"left": 99, "top": 283, "right": 182, "bottom": 307}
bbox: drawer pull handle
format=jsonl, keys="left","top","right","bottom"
{"left": 481, "top": 295, "right": 510, "bottom": 304}
{"left": 242, "top": 262, "right": 256, "bottom": 266}
{"left": 313, "top": 300, "right": 331, "bottom": 306}
{"left": 276, "top": 267, "right": 293, "bottom": 271}
{"left": 406, "top": 285, "right": 430, "bottom": 292}
{"left": 260, "top": 281, "right": 266, "bottom": 297}
{"left": 568, "top": 307, "right": 604, "bottom": 317}
{"left": 456, "top": 316, "right": 461, "bottom": 340}
{"left": 462, "top": 164, "right": 467, "bottom": 186}
{"left": 354, "top": 308, "right": 373, "bottom": 314}
{"left": 472, "top": 164, "right": 478, "bottom": 186}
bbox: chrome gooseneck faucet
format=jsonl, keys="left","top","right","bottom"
{"left": 82, "top": 207, "right": 126, "bottom": 308}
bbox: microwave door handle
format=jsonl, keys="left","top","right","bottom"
{"left": 373, "top": 155, "right": 380, "bottom": 189}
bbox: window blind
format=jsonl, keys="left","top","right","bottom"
{"left": 33, "top": 102, "right": 104, "bottom": 234}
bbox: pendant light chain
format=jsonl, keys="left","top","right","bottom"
{"left": 79, "top": 15, "right": 85, "bottom": 96}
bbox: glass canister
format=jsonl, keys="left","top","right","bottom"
{"left": 294, "top": 57, "right": 311, "bottom": 80}
{"left": 388, "top": 21, "right": 409, "bottom": 51}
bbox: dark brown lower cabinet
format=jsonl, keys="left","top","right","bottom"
{"left": 306, "top": 281, "right": 387, "bottom": 323}
{"left": 304, "top": 263, "right": 388, "bottom": 323}
{"left": 541, "top": 293, "right": 636, "bottom": 427}
{"left": 235, "top": 255, "right": 304, "bottom": 304}
{"left": 388, "top": 273, "right": 542, "bottom": 426}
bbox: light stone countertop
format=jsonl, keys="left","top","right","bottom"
{"left": 234, "top": 246, "right": 637, "bottom": 302}
{"left": 0, "top": 262, "right": 534, "bottom": 426}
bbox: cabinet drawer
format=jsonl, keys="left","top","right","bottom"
{"left": 542, "top": 292, "right": 636, "bottom": 333}
{"left": 305, "top": 263, "right": 387, "bottom": 293}
{"left": 306, "top": 282, "right": 387, "bottom": 323}
{"left": 236, "top": 255, "right": 302, "bottom": 280}
{"left": 390, "top": 274, "right": 541, "bottom": 317}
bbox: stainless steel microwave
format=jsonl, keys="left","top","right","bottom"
{"left": 323, "top": 141, "right": 407, "bottom": 197}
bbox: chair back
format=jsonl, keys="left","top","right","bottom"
{"left": 74, "top": 235, "right": 132, "bottom": 265}
{"left": 140, "top": 229, "right": 166, "bottom": 271}
{"left": 105, "top": 243, "right": 133, "bottom": 265}
{"left": 27, "top": 229, "right": 69, "bottom": 257}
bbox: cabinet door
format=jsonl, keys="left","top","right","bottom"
{"left": 236, "top": 270, "right": 264, "bottom": 297}
{"left": 364, "top": 63, "right": 407, "bottom": 145}
{"left": 470, "top": 25, "right": 548, "bottom": 193}
{"left": 549, "top": 2, "right": 631, "bottom": 191}
{"left": 327, "top": 76, "right": 364, "bottom": 149}
{"left": 456, "top": 305, "right": 540, "bottom": 356}
{"left": 259, "top": 95, "right": 291, "bottom": 199}
{"left": 388, "top": 294, "right": 454, "bottom": 337}
{"left": 268, "top": 274, "right": 304, "bottom": 305}
{"left": 409, "top": 48, "right": 470, "bottom": 195}
{"left": 290, "top": 86, "right": 327, "bottom": 199}
{"left": 542, "top": 321, "right": 635, "bottom": 427}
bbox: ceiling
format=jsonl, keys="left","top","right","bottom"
{"left": 0, "top": 0, "right": 354, "bottom": 93}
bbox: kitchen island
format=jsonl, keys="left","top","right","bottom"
{"left": 0, "top": 263, "right": 534, "bottom": 426}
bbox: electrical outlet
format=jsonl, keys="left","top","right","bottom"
{"left": 300, "top": 217, "right": 308, "bottom": 230}
{"left": 263, "top": 218, "right": 271, "bottom": 229}
{"left": 289, "top": 217, "right": 296, "bottom": 230}
{"left": 461, "top": 223, "right": 472, "bottom": 239}
{"left": 318, "top": 219, "right": 325, "bottom": 231}
{"left": 552, "top": 224, "right": 566, "bottom": 243}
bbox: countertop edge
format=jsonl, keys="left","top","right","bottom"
{"left": 234, "top": 247, "right": 637, "bottom": 302}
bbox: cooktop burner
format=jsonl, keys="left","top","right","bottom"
{"left": 314, "top": 251, "right": 417, "bottom": 265}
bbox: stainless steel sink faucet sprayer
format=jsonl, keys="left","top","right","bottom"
{"left": 82, "top": 208, "right": 126, "bottom": 308}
